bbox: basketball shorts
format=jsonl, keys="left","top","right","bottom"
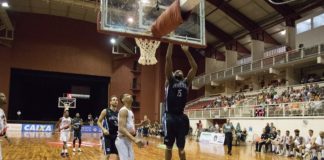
{"left": 73, "top": 130, "right": 82, "bottom": 140}
{"left": 60, "top": 131, "right": 70, "bottom": 142}
{"left": 115, "top": 136, "right": 134, "bottom": 160}
{"left": 102, "top": 135, "right": 118, "bottom": 155}
{"left": 163, "top": 113, "right": 189, "bottom": 149}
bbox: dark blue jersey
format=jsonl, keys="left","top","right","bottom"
{"left": 72, "top": 117, "right": 82, "bottom": 132}
{"left": 165, "top": 77, "right": 188, "bottom": 114}
{"left": 103, "top": 108, "right": 118, "bottom": 136}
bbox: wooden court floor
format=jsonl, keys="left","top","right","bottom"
{"left": 1, "top": 131, "right": 294, "bottom": 160}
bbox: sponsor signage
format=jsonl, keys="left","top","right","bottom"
{"left": 81, "top": 125, "right": 101, "bottom": 133}
{"left": 22, "top": 124, "right": 54, "bottom": 132}
{"left": 199, "top": 132, "right": 225, "bottom": 145}
{"left": 7, "top": 123, "right": 22, "bottom": 131}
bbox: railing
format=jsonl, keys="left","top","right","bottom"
{"left": 184, "top": 101, "right": 324, "bottom": 119}
{"left": 192, "top": 43, "right": 324, "bottom": 88}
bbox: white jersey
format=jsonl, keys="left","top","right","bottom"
{"left": 60, "top": 117, "right": 72, "bottom": 132}
{"left": 118, "top": 106, "right": 135, "bottom": 136}
{"left": 0, "top": 108, "right": 6, "bottom": 133}
{"left": 305, "top": 135, "right": 315, "bottom": 144}
{"left": 315, "top": 136, "right": 324, "bottom": 146}
{"left": 294, "top": 136, "right": 304, "bottom": 146}
{"left": 283, "top": 136, "right": 291, "bottom": 145}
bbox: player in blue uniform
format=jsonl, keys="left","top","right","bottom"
{"left": 72, "top": 113, "right": 83, "bottom": 152}
{"left": 97, "top": 96, "right": 119, "bottom": 160}
{"left": 163, "top": 44, "right": 197, "bottom": 160}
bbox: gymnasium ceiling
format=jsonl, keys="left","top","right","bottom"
{"left": 1, "top": 0, "right": 324, "bottom": 57}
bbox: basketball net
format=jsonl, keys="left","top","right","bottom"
{"left": 135, "top": 38, "right": 161, "bottom": 65}
{"left": 64, "top": 104, "right": 70, "bottom": 111}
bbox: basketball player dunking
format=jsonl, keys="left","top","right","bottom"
{"left": 115, "top": 93, "right": 147, "bottom": 160}
{"left": 72, "top": 113, "right": 83, "bottom": 152}
{"left": 97, "top": 96, "right": 119, "bottom": 159}
{"left": 164, "top": 44, "right": 197, "bottom": 160}
{"left": 55, "top": 110, "right": 72, "bottom": 157}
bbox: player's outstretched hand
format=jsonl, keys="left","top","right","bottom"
{"left": 135, "top": 139, "right": 144, "bottom": 148}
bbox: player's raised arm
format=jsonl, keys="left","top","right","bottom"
{"left": 181, "top": 45, "right": 197, "bottom": 84}
{"left": 97, "top": 109, "right": 109, "bottom": 135}
{"left": 165, "top": 43, "right": 174, "bottom": 81}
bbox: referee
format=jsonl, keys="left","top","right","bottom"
{"left": 223, "top": 119, "right": 234, "bottom": 155}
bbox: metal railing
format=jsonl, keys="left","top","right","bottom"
{"left": 184, "top": 101, "right": 324, "bottom": 119}
{"left": 193, "top": 43, "right": 324, "bottom": 88}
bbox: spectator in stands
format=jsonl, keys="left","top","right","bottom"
{"left": 308, "top": 76, "right": 315, "bottom": 83}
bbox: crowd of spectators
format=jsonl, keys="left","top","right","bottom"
{"left": 137, "top": 121, "right": 163, "bottom": 137}
{"left": 257, "top": 83, "right": 324, "bottom": 105}
{"left": 199, "top": 82, "right": 324, "bottom": 111}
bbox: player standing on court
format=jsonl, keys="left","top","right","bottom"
{"left": 0, "top": 92, "right": 10, "bottom": 160}
{"left": 72, "top": 112, "right": 83, "bottom": 152}
{"left": 55, "top": 110, "right": 72, "bottom": 157}
{"left": 97, "top": 96, "right": 119, "bottom": 160}
{"left": 163, "top": 44, "right": 197, "bottom": 160}
{"left": 115, "top": 93, "right": 147, "bottom": 160}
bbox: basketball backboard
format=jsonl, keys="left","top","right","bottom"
{"left": 58, "top": 97, "right": 76, "bottom": 109}
{"left": 98, "top": 0, "right": 206, "bottom": 48}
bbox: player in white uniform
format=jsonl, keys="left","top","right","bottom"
{"left": 0, "top": 92, "right": 8, "bottom": 160}
{"left": 303, "top": 129, "right": 316, "bottom": 159}
{"left": 314, "top": 131, "right": 324, "bottom": 159}
{"left": 55, "top": 110, "right": 72, "bottom": 157}
{"left": 115, "top": 93, "right": 147, "bottom": 160}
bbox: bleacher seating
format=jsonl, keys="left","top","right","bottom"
{"left": 185, "top": 81, "right": 324, "bottom": 111}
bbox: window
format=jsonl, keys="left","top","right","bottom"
{"left": 296, "top": 19, "right": 312, "bottom": 34}
{"left": 313, "top": 13, "right": 324, "bottom": 28}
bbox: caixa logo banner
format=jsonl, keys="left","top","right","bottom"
{"left": 81, "top": 125, "right": 101, "bottom": 133}
{"left": 22, "top": 124, "right": 54, "bottom": 132}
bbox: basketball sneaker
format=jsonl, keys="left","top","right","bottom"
{"left": 73, "top": 148, "right": 76, "bottom": 152}
{"left": 78, "top": 148, "right": 82, "bottom": 152}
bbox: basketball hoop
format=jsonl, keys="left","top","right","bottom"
{"left": 135, "top": 38, "right": 161, "bottom": 65}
